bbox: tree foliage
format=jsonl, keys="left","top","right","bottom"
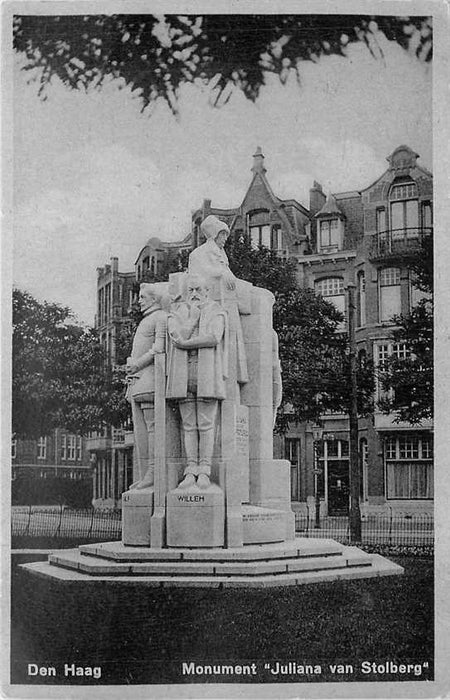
{"left": 225, "top": 234, "right": 297, "bottom": 295}
{"left": 378, "top": 235, "right": 433, "bottom": 424}
{"left": 13, "top": 14, "right": 432, "bottom": 113}
{"left": 273, "top": 289, "right": 374, "bottom": 431}
{"left": 225, "top": 236, "right": 374, "bottom": 430}
{"left": 12, "top": 289, "right": 129, "bottom": 438}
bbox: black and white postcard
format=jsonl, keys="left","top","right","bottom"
{"left": 3, "top": 1, "right": 449, "bottom": 698}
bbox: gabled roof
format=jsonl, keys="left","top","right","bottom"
{"left": 278, "top": 198, "right": 310, "bottom": 217}
{"left": 315, "top": 193, "right": 344, "bottom": 218}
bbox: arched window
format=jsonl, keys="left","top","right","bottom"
{"left": 379, "top": 267, "right": 401, "bottom": 322}
{"left": 357, "top": 271, "right": 366, "bottom": 326}
{"left": 389, "top": 181, "right": 418, "bottom": 239}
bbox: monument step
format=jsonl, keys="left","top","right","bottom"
{"left": 78, "top": 538, "right": 344, "bottom": 562}
{"left": 48, "top": 546, "right": 373, "bottom": 577}
{"left": 22, "top": 554, "right": 403, "bottom": 588}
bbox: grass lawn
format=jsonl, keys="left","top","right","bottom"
{"left": 10, "top": 555, "right": 433, "bottom": 686}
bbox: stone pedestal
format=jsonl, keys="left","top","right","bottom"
{"left": 122, "top": 489, "right": 154, "bottom": 546}
{"left": 241, "top": 505, "right": 286, "bottom": 544}
{"left": 166, "top": 484, "right": 225, "bottom": 548}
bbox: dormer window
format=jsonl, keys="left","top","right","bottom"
{"left": 250, "top": 224, "right": 270, "bottom": 249}
{"left": 319, "top": 218, "right": 341, "bottom": 253}
{"left": 248, "top": 209, "right": 271, "bottom": 249}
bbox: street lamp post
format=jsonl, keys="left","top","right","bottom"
{"left": 347, "top": 282, "right": 362, "bottom": 543}
{"left": 312, "top": 424, "right": 323, "bottom": 529}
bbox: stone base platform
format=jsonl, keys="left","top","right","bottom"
{"left": 21, "top": 539, "right": 403, "bottom": 588}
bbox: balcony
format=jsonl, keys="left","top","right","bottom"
{"left": 374, "top": 412, "right": 433, "bottom": 431}
{"left": 112, "top": 428, "right": 125, "bottom": 446}
{"left": 369, "top": 227, "right": 432, "bottom": 262}
{"left": 85, "top": 435, "right": 111, "bottom": 452}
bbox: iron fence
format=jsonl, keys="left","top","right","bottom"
{"left": 11, "top": 505, "right": 433, "bottom": 548}
{"left": 11, "top": 505, "right": 121, "bottom": 544}
{"left": 294, "top": 508, "right": 433, "bottom": 546}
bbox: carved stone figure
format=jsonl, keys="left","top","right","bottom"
{"left": 189, "top": 215, "right": 237, "bottom": 291}
{"left": 125, "top": 282, "right": 168, "bottom": 490}
{"left": 189, "top": 214, "right": 248, "bottom": 385}
{"left": 166, "top": 274, "right": 228, "bottom": 490}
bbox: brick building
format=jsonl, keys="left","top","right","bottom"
{"left": 12, "top": 429, "right": 93, "bottom": 506}
{"left": 90, "top": 144, "right": 433, "bottom": 514}
{"left": 283, "top": 145, "right": 433, "bottom": 516}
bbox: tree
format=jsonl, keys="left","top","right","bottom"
{"left": 378, "top": 235, "right": 433, "bottom": 424}
{"left": 12, "top": 288, "right": 128, "bottom": 438}
{"left": 273, "top": 288, "right": 374, "bottom": 431}
{"left": 225, "top": 236, "right": 374, "bottom": 431}
{"left": 13, "top": 15, "right": 432, "bottom": 113}
{"left": 225, "top": 234, "right": 297, "bottom": 295}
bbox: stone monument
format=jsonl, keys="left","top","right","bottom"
{"left": 121, "top": 214, "right": 295, "bottom": 549}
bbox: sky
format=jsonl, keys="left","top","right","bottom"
{"left": 12, "top": 21, "right": 432, "bottom": 326}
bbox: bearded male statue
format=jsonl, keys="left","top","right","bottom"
{"left": 166, "top": 274, "right": 228, "bottom": 490}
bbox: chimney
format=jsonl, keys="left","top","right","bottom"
{"left": 202, "top": 199, "right": 212, "bottom": 218}
{"left": 110, "top": 257, "right": 119, "bottom": 274}
{"left": 309, "top": 181, "right": 326, "bottom": 217}
{"left": 252, "top": 146, "right": 266, "bottom": 175}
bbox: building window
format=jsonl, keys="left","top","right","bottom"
{"left": 77, "top": 436, "right": 82, "bottom": 461}
{"left": 319, "top": 219, "right": 340, "bottom": 252}
{"left": 375, "top": 340, "right": 409, "bottom": 364}
{"left": 104, "top": 283, "right": 111, "bottom": 323}
{"left": 392, "top": 342, "right": 410, "bottom": 361}
{"left": 390, "top": 182, "right": 418, "bottom": 200}
{"left": 271, "top": 225, "right": 283, "bottom": 251}
{"left": 315, "top": 277, "right": 346, "bottom": 322}
{"left": 37, "top": 436, "right": 47, "bottom": 460}
{"left": 376, "top": 208, "right": 386, "bottom": 234}
{"left": 11, "top": 436, "right": 17, "bottom": 460}
{"left": 285, "top": 438, "right": 301, "bottom": 501}
{"left": 68, "top": 435, "right": 76, "bottom": 461}
{"left": 250, "top": 224, "right": 271, "bottom": 249}
{"left": 379, "top": 267, "right": 401, "bottom": 322}
{"left": 357, "top": 271, "right": 366, "bottom": 326}
{"left": 385, "top": 435, "right": 433, "bottom": 499}
{"left": 61, "top": 434, "right": 67, "bottom": 460}
{"left": 421, "top": 201, "right": 432, "bottom": 229}
{"left": 389, "top": 182, "right": 419, "bottom": 239}
{"left": 97, "top": 288, "right": 103, "bottom": 325}
{"left": 375, "top": 341, "right": 410, "bottom": 400}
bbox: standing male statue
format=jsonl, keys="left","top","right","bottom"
{"left": 166, "top": 274, "right": 228, "bottom": 490}
{"left": 125, "top": 282, "right": 168, "bottom": 490}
